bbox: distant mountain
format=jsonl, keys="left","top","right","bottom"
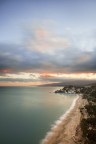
{"left": 40, "top": 79, "right": 96, "bottom": 87}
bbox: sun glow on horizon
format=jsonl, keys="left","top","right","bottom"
{"left": 0, "top": 1, "right": 96, "bottom": 86}
{"left": 0, "top": 72, "right": 96, "bottom": 86}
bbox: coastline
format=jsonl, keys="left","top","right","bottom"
{"left": 41, "top": 95, "right": 83, "bottom": 144}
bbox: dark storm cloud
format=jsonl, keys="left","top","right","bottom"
{"left": 0, "top": 43, "right": 48, "bottom": 72}
{"left": 0, "top": 43, "right": 96, "bottom": 76}
{"left": 70, "top": 49, "right": 96, "bottom": 73}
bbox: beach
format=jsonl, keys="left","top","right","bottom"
{"left": 42, "top": 96, "right": 83, "bottom": 144}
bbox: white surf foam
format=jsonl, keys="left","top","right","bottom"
{"left": 41, "top": 95, "right": 79, "bottom": 144}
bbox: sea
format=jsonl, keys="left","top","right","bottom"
{"left": 0, "top": 86, "right": 77, "bottom": 144}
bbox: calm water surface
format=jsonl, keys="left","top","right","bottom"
{"left": 0, "top": 86, "right": 77, "bottom": 144}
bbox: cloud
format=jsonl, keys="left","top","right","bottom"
{"left": 0, "top": 42, "right": 96, "bottom": 76}
{"left": 0, "top": 72, "right": 40, "bottom": 82}
{"left": 0, "top": 71, "right": 96, "bottom": 83}
{"left": 39, "top": 73, "right": 96, "bottom": 82}
{"left": 25, "top": 27, "right": 69, "bottom": 53}
{"left": 0, "top": 26, "right": 96, "bottom": 84}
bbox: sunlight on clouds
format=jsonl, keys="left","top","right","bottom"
{"left": 57, "top": 73, "right": 96, "bottom": 80}
{"left": 0, "top": 72, "right": 96, "bottom": 86}
{"left": 0, "top": 72, "right": 40, "bottom": 80}
{"left": 26, "top": 27, "right": 69, "bottom": 53}
{"left": 0, "top": 72, "right": 96, "bottom": 81}
{"left": 25, "top": 21, "right": 96, "bottom": 54}
{"left": 41, "top": 73, "right": 96, "bottom": 80}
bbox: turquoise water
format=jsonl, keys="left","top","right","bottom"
{"left": 0, "top": 86, "right": 77, "bottom": 144}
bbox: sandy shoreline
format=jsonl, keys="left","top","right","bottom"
{"left": 41, "top": 95, "right": 83, "bottom": 144}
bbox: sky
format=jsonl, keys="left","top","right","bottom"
{"left": 0, "top": 0, "right": 96, "bottom": 86}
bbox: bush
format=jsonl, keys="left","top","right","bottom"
{"left": 84, "top": 104, "right": 96, "bottom": 117}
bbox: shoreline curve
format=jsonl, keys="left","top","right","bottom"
{"left": 41, "top": 95, "right": 82, "bottom": 144}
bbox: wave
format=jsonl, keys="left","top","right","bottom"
{"left": 41, "top": 95, "right": 79, "bottom": 144}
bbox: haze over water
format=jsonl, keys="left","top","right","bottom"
{"left": 0, "top": 86, "right": 77, "bottom": 144}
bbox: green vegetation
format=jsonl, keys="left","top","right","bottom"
{"left": 55, "top": 84, "right": 96, "bottom": 143}
{"left": 80, "top": 85, "right": 96, "bottom": 144}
